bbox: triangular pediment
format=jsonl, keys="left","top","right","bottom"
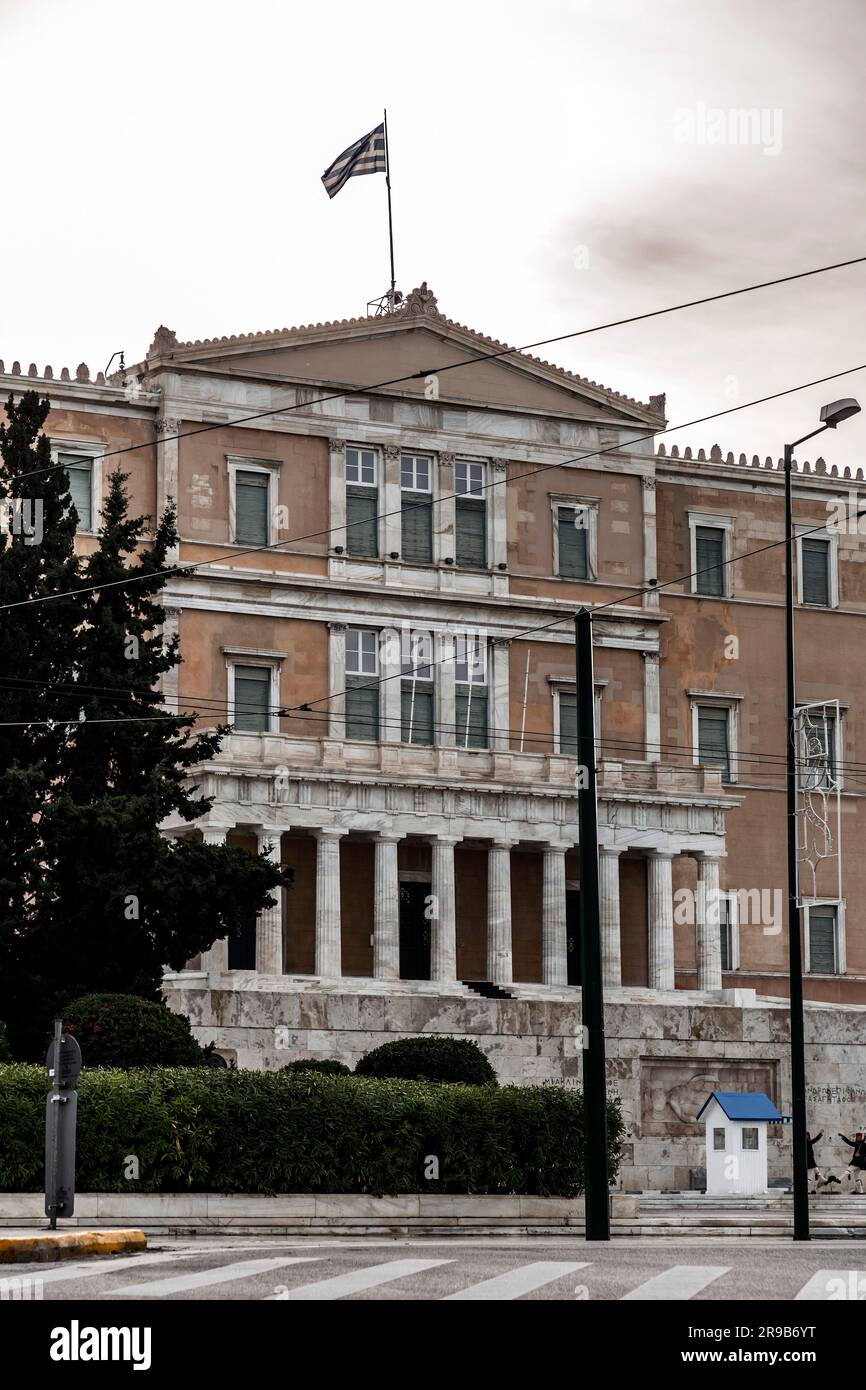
{"left": 143, "top": 287, "right": 664, "bottom": 427}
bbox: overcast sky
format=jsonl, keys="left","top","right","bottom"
{"left": 2, "top": 0, "right": 864, "bottom": 468}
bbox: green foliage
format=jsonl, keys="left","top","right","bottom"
{"left": 355, "top": 1036, "right": 498, "bottom": 1087}
{"left": 282, "top": 1059, "right": 351, "bottom": 1077}
{"left": 62, "top": 994, "right": 204, "bottom": 1069}
{"left": 0, "top": 1066, "right": 623, "bottom": 1196}
{"left": 0, "top": 1022, "right": 11, "bottom": 1063}
{"left": 0, "top": 393, "right": 290, "bottom": 1058}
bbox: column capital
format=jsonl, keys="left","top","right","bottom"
{"left": 598, "top": 844, "right": 626, "bottom": 858}
{"left": 328, "top": 437, "right": 346, "bottom": 454}
{"left": 647, "top": 848, "right": 676, "bottom": 861}
{"left": 490, "top": 836, "right": 518, "bottom": 850}
{"left": 328, "top": 621, "right": 347, "bottom": 634}
{"left": 383, "top": 443, "right": 401, "bottom": 460}
{"left": 312, "top": 825, "right": 348, "bottom": 840}
{"left": 373, "top": 829, "right": 405, "bottom": 843}
{"left": 693, "top": 849, "right": 725, "bottom": 864}
{"left": 432, "top": 834, "right": 462, "bottom": 847}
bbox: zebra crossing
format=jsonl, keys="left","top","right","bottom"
{"left": 10, "top": 1245, "right": 865, "bottom": 1301}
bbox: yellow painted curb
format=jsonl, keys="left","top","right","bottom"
{"left": 0, "top": 1230, "right": 146, "bottom": 1264}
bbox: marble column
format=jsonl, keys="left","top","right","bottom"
{"left": 255, "top": 829, "right": 283, "bottom": 975}
{"left": 696, "top": 854, "right": 723, "bottom": 992}
{"left": 487, "top": 839, "right": 515, "bottom": 985}
{"left": 431, "top": 836, "right": 459, "bottom": 982}
{"left": 647, "top": 850, "right": 675, "bottom": 991}
{"left": 599, "top": 846, "right": 624, "bottom": 988}
{"left": 373, "top": 831, "right": 403, "bottom": 980}
{"left": 200, "top": 827, "right": 229, "bottom": 972}
{"left": 542, "top": 843, "right": 568, "bottom": 986}
{"left": 314, "top": 827, "right": 346, "bottom": 977}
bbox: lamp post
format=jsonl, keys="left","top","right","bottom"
{"left": 784, "top": 397, "right": 860, "bottom": 1242}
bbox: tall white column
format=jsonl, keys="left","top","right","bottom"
{"left": 383, "top": 443, "right": 402, "bottom": 560}
{"left": 436, "top": 630, "right": 456, "bottom": 748}
{"left": 373, "top": 831, "right": 403, "bottom": 980}
{"left": 643, "top": 651, "right": 660, "bottom": 762}
{"left": 327, "top": 623, "right": 347, "bottom": 738}
{"left": 487, "top": 839, "right": 515, "bottom": 985}
{"left": 431, "top": 836, "right": 459, "bottom": 982}
{"left": 647, "top": 850, "right": 675, "bottom": 991}
{"left": 542, "top": 843, "right": 568, "bottom": 986}
{"left": 696, "top": 854, "right": 723, "bottom": 992}
{"left": 255, "top": 829, "right": 283, "bottom": 975}
{"left": 491, "top": 638, "right": 511, "bottom": 752}
{"left": 314, "top": 827, "right": 346, "bottom": 977}
{"left": 599, "top": 846, "right": 624, "bottom": 988}
{"left": 379, "top": 627, "right": 402, "bottom": 746}
{"left": 200, "top": 826, "right": 229, "bottom": 972}
{"left": 328, "top": 439, "right": 347, "bottom": 552}
{"left": 155, "top": 416, "right": 181, "bottom": 565}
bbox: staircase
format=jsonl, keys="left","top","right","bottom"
{"left": 461, "top": 980, "right": 514, "bottom": 1000}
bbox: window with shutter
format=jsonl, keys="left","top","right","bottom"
{"left": 801, "top": 537, "right": 831, "bottom": 606}
{"left": 456, "top": 497, "right": 487, "bottom": 568}
{"left": 235, "top": 471, "right": 270, "bottom": 546}
{"left": 346, "top": 486, "right": 378, "bottom": 556}
{"left": 557, "top": 508, "right": 589, "bottom": 579}
{"left": 809, "top": 908, "right": 837, "bottom": 973}
{"left": 697, "top": 705, "right": 731, "bottom": 781}
{"left": 455, "top": 687, "right": 488, "bottom": 748}
{"left": 695, "top": 526, "right": 725, "bottom": 596}
{"left": 559, "top": 691, "right": 578, "bottom": 756}
{"left": 60, "top": 455, "right": 93, "bottom": 531}
{"left": 719, "top": 898, "right": 733, "bottom": 970}
{"left": 346, "top": 680, "right": 379, "bottom": 740}
{"left": 233, "top": 665, "right": 271, "bottom": 732}
{"left": 401, "top": 683, "right": 434, "bottom": 744}
{"left": 401, "top": 494, "right": 433, "bottom": 562}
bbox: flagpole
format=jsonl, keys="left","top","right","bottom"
{"left": 383, "top": 108, "right": 396, "bottom": 309}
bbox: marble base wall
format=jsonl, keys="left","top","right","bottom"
{"left": 163, "top": 980, "right": 866, "bottom": 1191}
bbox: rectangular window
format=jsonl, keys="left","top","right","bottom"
{"left": 60, "top": 454, "right": 93, "bottom": 532}
{"left": 233, "top": 664, "right": 271, "bottom": 732}
{"left": 455, "top": 633, "right": 488, "bottom": 748}
{"left": 741, "top": 1127, "right": 759, "bottom": 1152}
{"left": 558, "top": 691, "right": 578, "bottom": 757}
{"left": 697, "top": 705, "right": 732, "bottom": 782}
{"left": 695, "top": 525, "right": 725, "bottom": 597}
{"left": 557, "top": 506, "right": 589, "bottom": 579}
{"left": 719, "top": 896, "right": 734, "bottom": 972}
{"left": 401, "top": 631, "right": 434, "bottom": 745}
{"left": 455, "top": 460, "right": 487, "bottom": 568}
{"left": 808, "top": 905, "right": 838, "bottom": 974}
{"left": 713, "top": 1127, "right": 726, "bottom": 1152}
{"left": 346, "top": 448, "right": 378, "bottom": 557}
{"left": 401, "top": 454, "right": 433, "bottom": 564}
{"left": 234, "top": 470, "right": 270, "bottom": 546}
{"left": 345, "top": 629, "right": 379, "bottom": 741}
{"left": 801, "top": 537, "right": 831, "bottom": 606}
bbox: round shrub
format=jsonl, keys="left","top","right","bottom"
{"left": 355, "top": 1037, "right": 497, "bottom": 1087}
{"left": 282, "top": 1059, "right": 351, "bottom": 1077}
{"left": 61, "top": 994, "right": 204, "bottom": 1069}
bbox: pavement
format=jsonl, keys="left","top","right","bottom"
{"left": 5, "top": 1236, "right": 866, "bottom": 1300}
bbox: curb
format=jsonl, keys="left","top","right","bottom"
{"left": 0, "top": 1230, "right": 146, "bottom": 1265}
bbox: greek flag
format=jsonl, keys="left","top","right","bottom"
{"left": 321, "top": 123, "right": 386, "bottom": 199}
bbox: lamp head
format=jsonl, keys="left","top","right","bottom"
{"left": 819, "top": 397, "right": 861, "bottom": 428}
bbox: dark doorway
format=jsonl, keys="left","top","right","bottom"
{"left": 400, "top": 880, "right": 432, "bottom": 980}
{"left": 566, "top": 887, "right": 581, "bottom": 986}
{"left": 228, "top": 907, "right": 257, "bottom": 970}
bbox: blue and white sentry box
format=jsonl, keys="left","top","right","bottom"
{"left": 696, "top": 1091, "right": 783, "bottom": 1196}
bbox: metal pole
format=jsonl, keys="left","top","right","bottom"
{"left": 383, "top": 109, "right": 396, "bottom": 308}
{"left": 784, "top": 442, "right": 809, "bottom": 1241}
{"left": 575, "top": 608, "right": 610, "bottom": 1240}
{"left": 49, "top": 1017, "right": 62, "bottom": 1230}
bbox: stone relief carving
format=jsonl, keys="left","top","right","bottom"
{"left": 641, "top": 1057, "right": 778, "bottom": 1135}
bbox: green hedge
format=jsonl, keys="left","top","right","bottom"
{"left": 62, "top": 994, "right": 204, "bottom": 1069}
{"left": 355, "top": 1037, "right": 497, "bottom": 1086}
{"left": 0, "top": 1065, "right": 623, "bottom": 1197}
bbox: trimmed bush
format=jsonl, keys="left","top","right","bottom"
{"left": 355, "top": 1037, "right": 497, "bottom": 1087}
{"left": 282, "top": 1059, "right": 351, "bottom": 1077}
{"left": 61, "top": 994, "right": 204, "bottom": 1070}
{"left": 0, "top": 1065, "right": 623, "bottom": 1196}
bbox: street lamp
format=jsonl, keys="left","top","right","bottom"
{"left": 784, "top": 397, "right": 861, "bottom": 1242}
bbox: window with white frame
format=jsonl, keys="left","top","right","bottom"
{"left": 455, "top": 460, "right": 487, "bottom": 568}
{"left": 798, "top": 532, "right": 835, "bottom": 608}
{"left": 693, "top": 701, "right": 736, "bottom": 783}
{"left": 230, "top": 663, "right": 275, "bottom": 733}
{"left": 345, "top": 447, "right": 379, "bottom": 558}
{"left": 345, "top": 628, "right": 380, "bottom": 740}
{"left": 454, "top": 632, "right": 488, "bottom": 748}
{"left": 400, "top": 453, "right": 433, "bottom": 564}
{"left": 719, "top": 892, "right": 739, "bottom": 971}
{"left": 552, "top": 497, "right": 596, "bottom": 580}
{"left": 54, "top": 444, "right": 102, "bottom": 533}
{"left": 401, "top": 629, "right": 434, "bottom": 745}
{"left": 806, "top": 902, "right": 841, "bottom": 975}
{"left": 689, "top": 513, "right": 733, "bottom": 597}
{"left": 233, "top": 470, "right": 270, "bottom": 546}
{"left": 555, "top": 686, "right": 604, "bottom": 757}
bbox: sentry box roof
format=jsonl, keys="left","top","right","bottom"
{"left": 696, "top": 1091, "right": 783, "bottom": 1123}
